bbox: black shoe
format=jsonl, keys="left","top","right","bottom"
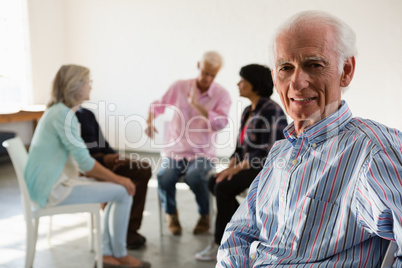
{"left": 127, "top": 233, "right": 146, "bottom": 249}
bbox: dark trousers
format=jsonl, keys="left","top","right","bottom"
{"left": 209, "top": 168, "right": 261, "bottom": 245}
{"left": 104, "top": 158, "right": 152, "bottom": 244}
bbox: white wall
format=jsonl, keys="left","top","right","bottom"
{"left": 0, "top": 0, "right": 67, "bottom": 145}
{"left": 28, "top": 0, "right": 68, "bottom": 104}
{"left": 25, "top": 0, "right": 402, "bottom": 155}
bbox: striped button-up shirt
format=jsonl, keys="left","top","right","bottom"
{"left": 218, "top": 101, "right": 402, "bottom": 267}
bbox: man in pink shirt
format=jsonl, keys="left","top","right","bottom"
{"left": 145, "top": 51, "right": 231, "bottom": 235}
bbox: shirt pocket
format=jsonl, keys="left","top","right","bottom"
{"left": 277, "top": 196, "right": 340, "bottom": 262}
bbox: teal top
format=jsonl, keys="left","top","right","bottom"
{"left": 24, "top": 103, "right": 95, "bottom": 207}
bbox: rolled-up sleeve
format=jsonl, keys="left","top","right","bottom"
{"left": 356, "top": 145, "right": 402, "bottom": 249}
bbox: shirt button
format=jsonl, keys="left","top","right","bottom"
{"left": 280, "top": 196, "right": 285, "bottom": 202}
{"left": 292, "top": 159, "right": 297, "bottom": 165}
{"left": 251, "top": 254, "right": 255, "bottom": 260}
{"left": 312, "top": 143, "right": 317, "bottom": 148}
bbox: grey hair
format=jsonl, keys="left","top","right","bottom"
{"left": 48, "top": 64, "right": 90, "bottom": 108}
{"left": 270, "top": 10, "right": 357, "bottom": 74}
{"left": 201, "top": 51, "right": 223, "bottom": 68}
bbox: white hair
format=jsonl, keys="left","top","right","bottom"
{"left": 270, "top": 10, "right": 357, "bottom": 74}
{"left": 201, "top": 51, "right": 223, "bottom": 68}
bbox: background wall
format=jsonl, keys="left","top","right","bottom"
{"left": 23, "top": 0, "right": 402, "bottom": 156}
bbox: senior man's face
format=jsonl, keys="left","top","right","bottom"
{"left": 196, "top": 61, "right": 221, "bottom": 93}
{"left": 272, "top": 25, "right": 354, "bottom": 133}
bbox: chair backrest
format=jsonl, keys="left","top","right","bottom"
{"left": 2, "top": 137, "right": 34, "bottom": 222}
{"left": 381, "top": 240, "right": 398, "bottom": 268}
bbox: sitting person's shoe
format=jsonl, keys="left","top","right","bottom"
{"left": 127, "top": 232, "right": 146, "bottom": 250}
{"left": 193, "top": 214, "right": 209, "bottom": 234}
{"left": 98, "top": 255, "right": 151, "bottom": 268}
{"left": 101, "top": 262, "right": 151, "bottom": 268}
{"left": 194, "top": 242, "right": 219, "bottom": 261}
{"left": 167, "top": 211, "right": 182, "bottom": 235}
{"left": 117, "top": 255, "right": 151, "bottom": 268}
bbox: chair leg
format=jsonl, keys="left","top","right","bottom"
{"left": 94, "top": 212, "right": 103, "bottom": 268}
{"left": 32, "top": 218, "right": 39, "bottom": 264}
{"left": 88, "top": 213, "right": 94, "bottom": 252}
{"left": 25, "top": 218, "right": 39, "bottom": 268}
{"left": 157, "top": 191, "right": 163, "bottom": 236}
{"left": 25, "top": 220, "right": 34, "bottom": 268}
{"left": 209, "top": 192, "right": 214, "bottom": 232}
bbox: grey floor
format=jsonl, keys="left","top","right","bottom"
{"left": 0, "top": 152, "right": 217, "bottom": 268}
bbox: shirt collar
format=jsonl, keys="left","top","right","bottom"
{"left": 284, "top": 100, "right": 353, "bottom": 146}
{"left": 194, "top": 78, "right": 216, "bottom": 98}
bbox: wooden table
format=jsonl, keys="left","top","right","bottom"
{"left": 0, "top": 107, "right": 45, "bottom": 131}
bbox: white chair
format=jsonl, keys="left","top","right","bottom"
{"left": 235, "top": 188, "right": 249, "bottom": 204}
{"left": 381, "top": 240, "right": 398, "bottom": 268}
{"left": 2, "top": 137, "right": 103, "bottom": 268}
{"left": 158, "top": 169, "right": 215, "bottom": 236}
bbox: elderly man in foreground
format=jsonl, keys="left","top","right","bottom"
{"left": 217, "top": 10, "right": 402, "bottom": 267}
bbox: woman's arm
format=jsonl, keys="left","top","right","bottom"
{"left": 85, "top": 161, "right": 135, "bottom": 196}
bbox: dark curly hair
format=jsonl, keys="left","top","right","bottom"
{"left": 239, "top": 64, "right": 273, "bottom": 97}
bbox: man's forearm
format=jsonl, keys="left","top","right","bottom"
{"left": 146, "top": 112, "right": 155, "bottom": 125}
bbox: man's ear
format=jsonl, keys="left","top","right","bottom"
{"left": 340, "top": 56, "right": 356, "bottom": 87}
{"left": 197, "top": 61, "right": 201, "bottom": 70}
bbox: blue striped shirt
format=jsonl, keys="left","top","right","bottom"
{"left": 217, "top": 101, "right": 402, "bottom": 267}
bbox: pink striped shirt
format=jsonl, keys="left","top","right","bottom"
{"left": 150, "top": 79, "right": 231, "bottom": 160}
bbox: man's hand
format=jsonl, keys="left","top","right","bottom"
{"left": 145, "top": 112, "right": 158, "bottom": 139}
{"left": 215, "top": 166, "right": 240, "bottom": 183}
{"left": 187, "top": 81, "right": 209, "bottom": 118}
{"left": 145, "top": 123, "right": 158, "bottom": 139}
{"left": 215, "top": 160, "right": 249, "bottom": 183}
{"left": 187, "top": 82, "right": 199, "bottom": 107}
{"left": 103, "top": 154, "right": 127, "bottom": 171}
{"left": 103, "top": 154, "right": 118, "bottom": 167}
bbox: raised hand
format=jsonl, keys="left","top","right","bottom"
{"left": 187, "top": 80, "right": 199, "bottom": 107}
{"left": 145, "top": 123, "right": 158, "bottom": 139}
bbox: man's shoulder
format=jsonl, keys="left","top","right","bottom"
{"left": 76, "top": 108, "right": 96, "bottom": 122}
{"left": 165, "top": 79, "right": 193, "bottom": 95}
{"left": 77, "top": 107, "right": 93, "bottom": 115}
{"left": 347, "top": 117, "right": 402, "bottom": 149}
{"left": 170, "top": 79, "right": 192, "bottom": 87}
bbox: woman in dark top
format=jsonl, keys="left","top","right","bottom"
{"left": 195, "top": 64, "right": 288, "bottom": 261}
{"left": 76, "top": 107, "right": 151, "bottom": 250}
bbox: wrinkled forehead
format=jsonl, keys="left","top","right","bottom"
{"left": 274, "top": 25, "right": 337, "bottom": 64}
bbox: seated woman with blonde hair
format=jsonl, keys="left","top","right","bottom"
{"left": 24, "top": 64, "right": 151, "bottom": 268}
